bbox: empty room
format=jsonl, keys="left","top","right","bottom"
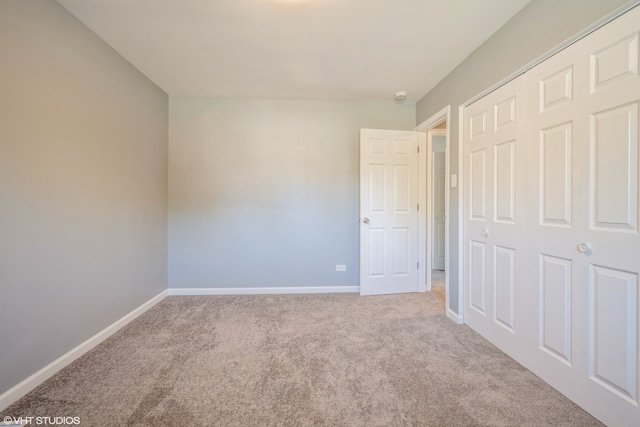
{"left": 1, "top": 0, "right": 639, "bottom": 426}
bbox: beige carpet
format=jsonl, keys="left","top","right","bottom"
{"left": 1, "top": 280, "right": 601, "bottom": 426}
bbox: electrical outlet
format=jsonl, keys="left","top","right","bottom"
{"left": 336, "top": 264, "right": 346, "bottom": 272}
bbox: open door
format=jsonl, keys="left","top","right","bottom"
{"left": 359, "top": 129, "right": 424, "bottom": 296}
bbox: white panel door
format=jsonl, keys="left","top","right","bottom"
{"left": 433, "top": 151, "right": 446, "bottom": 270}
{"left": 463, "top": 77, "right": 528, "bottom": 361}
{"left": 359, "top": 129, "right": 421, "bottom": 296}
{"left": 524, "top": 42, "right": 585, "bottom": 403}
{"left": 575, "top": 7, "right": 640, "bottom": 425}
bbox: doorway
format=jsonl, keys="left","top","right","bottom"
{"left": 416, "top": 106, "right": 450, "bottom": 313}
{"left": 430, "top": 125, "right": 446, "bottom": 306}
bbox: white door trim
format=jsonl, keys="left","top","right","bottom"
{"left": 417, "top": 126, "right": 428, "bottom": 292}
{"left": 415, "top": 105, "right": 455, "bottom": 320}
{"left": 456, "top": 104, "right": 465, "bottom": 325}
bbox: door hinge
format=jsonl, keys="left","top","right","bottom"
{"left": 417, "top": 204, "right": 419, "bottom": 211}
{"left": 417, "top": 262, "right": 420, "bottom": 269}
{"left": 417, "top": 146, "right": 420, "bottom": 154}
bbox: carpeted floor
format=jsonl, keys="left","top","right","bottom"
{"left": 1, "top": 276, "right": 602, "bottom": 426}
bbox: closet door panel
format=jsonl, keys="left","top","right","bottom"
{"left": 463, "top": 78, "right": 528, "bottom": 363}
{"left": 578, "top": 7, "right": 640, "bottom": 426}
{"left": 525, "top": 42, "right": 584, "bottom": 402}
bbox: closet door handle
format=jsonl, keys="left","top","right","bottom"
{"left": 577, "top": 243, "right": 591, "bottom": 255}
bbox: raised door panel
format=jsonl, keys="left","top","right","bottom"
{"left": 393, "top": 164, "right": 410, "bottom": 213}
{"left": 540, "top": 255, "right": 573, "bottom": 365}
{"left": 540, "top": 66, "right": 574, "bottom": 112}
{"left": 392, "top": 227, "right": 410, "bottom": 276}
{"left": 540, "top": 123, "right": 573, "bottom": 227}
{"left": 590, "top": 102, "right": 638, "bottom": 232}
{"left": 368, "top": 164, "right": 386, "bottom": 213}
{"left": 495, "top": 96, "right": 516, "bottom": 130}
{"left": 470, "top": 111, "right": 488, "bottom": 140}
{"left": 469, "top": 240, "right": 486, "bottom": 314}
{"left": 494, "top": 245, "right": 515, "bottom": 332}
{"left": 494, "top": 141, "right": 516, "bottom": 223}
{"left": 369, "top": 138, "right": 386, "bottom": 155}
{"left": 590, "top": 31, "right": 639, "bottom": 93}
{"left": 470, "top": 149, "right": 488, "bottom": 221}
{"left": 588, "top": 266, "right": 638, "bottom": 403}
{"left": 367, "top": 229, "right": 385, "bottom": 278}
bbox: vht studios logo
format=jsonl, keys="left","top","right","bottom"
{"left": 3, "top": 416, "right": 80, "bottom": 426}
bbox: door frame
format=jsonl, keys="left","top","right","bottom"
{"left": 416, "top": 105, "right": 453, "bottom": 315}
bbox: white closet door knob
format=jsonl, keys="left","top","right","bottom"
{"left": 480, "top": 229, "right": 489, "bottom": 238}
{"left": 577, "top": 243, "right": 590, "bottom": 253}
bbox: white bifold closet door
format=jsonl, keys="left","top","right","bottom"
{"left": 463, "top": 6, "right": 640, "bottom": 427}
{"left": 526, "top": 7, "right": 640, "bottom": 425}
{"left": 463, "top": 77, "right": 528, "bottom": 363}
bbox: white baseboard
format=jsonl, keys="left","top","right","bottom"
{"left": 168, "top": 286, "right": 360, "bottom": 295}
{"left": 447, "top": 308, "right": 464, "bottom": 324}
{"left": 0, "top": 290, "right": 168, "bottom": 412}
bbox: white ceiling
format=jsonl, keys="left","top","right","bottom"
{"left": 57, "top": 0, "right": 531, "bottom": 103}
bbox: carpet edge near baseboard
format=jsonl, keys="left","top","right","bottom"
{"left": 0, "top": 289, "right": 168, "bottom": 411}
{"left": 167, "top": 286, "right": 360, "bottom": 295}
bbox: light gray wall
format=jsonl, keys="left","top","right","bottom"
{"left": 0, "top": 0, "right": 168, "bottom": 396}
{"left": 416, "top": 0, "right": 634, "bottom": 315}
{"left": 169, "top": 98, "right": 414, "bottom": 288}
{"left": 432, "top": 135, "right": 446, "bottom": 153}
